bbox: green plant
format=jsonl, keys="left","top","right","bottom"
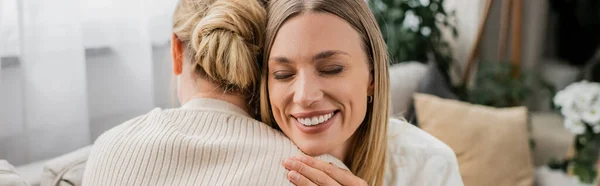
{"left": 548, "top": 80, "right": 600, "bottom": 184}
{"left": 368, "top": 0, "right": 554, "bottom": 111}
{"left": 368, "top": 0, "right": 458, "bottom": 74}
{"left": 467, "top": 62, "right": 555, "bottom": 108}
{"left": 571, "top": 128, "right": 600, "bottom": 184}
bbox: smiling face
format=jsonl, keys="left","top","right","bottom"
{"left": 267, "top": 12, "right": 373, "bottom": 159}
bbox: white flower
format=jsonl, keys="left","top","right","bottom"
{"left": 574, "top": 90, "right": 595, "bottom": 110}
{"left": 420, "top": 26, "right": 431, "bottom": 36}
{"left": 555, "top": 80, "right": 600, "bottom": 133}
{"left": 374, "top": 0, "right": 387, "bottom": 11}
{"left": 419, "top": 0, "right": 431, "bottom": 6}
{"left": 594, "top": 125, "right": 600, "bottom": 134}
{"left": 565, "top": 117, "right": 586, "bottom": 135}
{"left": 402, "top": 10, "right": 420, "bottom": 32}
{"left": 560, "top": 103, "right": 582, "bottom": 121}
{"left": 408, "top": 1, "right": 420, "bottom": 8}
{"left": 553, "top": 90, "right": 573, "bottom": 108}
{"left": 435, "top": 13, "right": 445, "bottom": 22}
{"left": 583, "top": 107, "right": 600, "bottom": 125}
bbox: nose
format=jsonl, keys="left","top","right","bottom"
{"left": 292, "top": 72, "right": 323, "bottom": 107}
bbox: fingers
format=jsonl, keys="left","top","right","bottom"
{"left": 283, "top": 157, "right": 341, "bottom": 186}
{"left": 287, "top": 170, "right": 317, "bottom": 186}
{"left": 292, "top": 155, "right": 358, "bottom": 186}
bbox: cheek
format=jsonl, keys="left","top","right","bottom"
{"left": 346, "top": 84, "right": 368, "bottom": 116}
{"left": 349, "top": 91, "right": 368, "bottom": 125}
{"left": 267, "top": 83, "right": 285, "bottom": 120}
{"left": 336, "top": 72, "right": 370, "bottom": 126}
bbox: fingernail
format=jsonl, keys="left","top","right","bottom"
{"left": 289, "top": 171, "right": 300, "bottom": 180}
{"left": 283, "top": 158, "right": 296, "bottom": 167}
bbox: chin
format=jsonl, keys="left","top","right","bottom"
{"left": 295, "top": 140, "right": 330, "bottom": 157}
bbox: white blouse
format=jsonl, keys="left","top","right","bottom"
{"left": 384, "top": 118, "right": 464, "bottom": 186}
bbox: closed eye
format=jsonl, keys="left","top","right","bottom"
{"left": 273, "top": 71, "right": 294, "bottom": 80}
{"left": 320, "top": 65, "right": 344, "bottom": 75}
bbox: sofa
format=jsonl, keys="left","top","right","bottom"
{"left": 389, "top": 62, "right": 576, "bottom": 186}
{"left": 5, "top": 62, "right": 575, "bottom": 186}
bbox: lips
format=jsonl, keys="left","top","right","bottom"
{"left": 291, "top": 110, "right": 339, "bottom": 134}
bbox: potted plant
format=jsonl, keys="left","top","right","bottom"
{"left": 553, "top": 80, "right": 600, "bottom": 184}
{"left": 368, "top": 0, "right": 458, "bottom": 85}
{"left": 467, "top": 61, "right": 555, "bottom": 108}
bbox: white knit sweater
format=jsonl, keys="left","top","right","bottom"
{"left": 81, "top": 98, "right": 348, "bottom": 186}
{"left": 81, "top": 98, "right": 464, "bottom": 186}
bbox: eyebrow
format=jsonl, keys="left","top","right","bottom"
{"left": 313, "top": 50, "right": 349, "bottom": 61}
{"left": 269, "top": 50, "right": 350, "bottom": 64}
{"left": 270, "top": 56, "right": 291, "bottom": 63}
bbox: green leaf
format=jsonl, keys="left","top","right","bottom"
{"left": 374, "top": 0, "right": 459, "bottom": 75}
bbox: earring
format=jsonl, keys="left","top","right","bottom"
{"left": 367, "top": 96, "right": 373, "bottom": 103}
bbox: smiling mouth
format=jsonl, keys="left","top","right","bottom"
{"left": 294, "top": 111, "right": 339, "bottom": 127}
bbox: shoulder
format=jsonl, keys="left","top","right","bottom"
{"left": 385, "top": 118, "right": 464, "bottom": 186}
{"left": 91, "top": 108, "right": 164, "bottom": 145}
{"left": 387, "top": 118, "right": 456, "bottom": 159}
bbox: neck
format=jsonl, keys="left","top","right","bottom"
{"left": 329, "top": 144, "right": 350, "bottom": 164}
{"left": 184, "top": 77, "right": 250, "bottom": 115}
{"left": 333, "top": 134, "right": 359, "bottom": 165}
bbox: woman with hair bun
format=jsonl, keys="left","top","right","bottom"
{"left": 81, "top": 0, "right": 345, "bottom": 185}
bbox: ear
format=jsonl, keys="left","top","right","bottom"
{"left": 367, "top": 71, "right": 374, "bottom": 96}
{"left": 172, "top": 34, "right": 183, "bottom": 75}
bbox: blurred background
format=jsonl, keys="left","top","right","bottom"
{"left": 1, "top": 0, "right": 599, "bottom": 185}
{"left": 1, "top": 0, "right": 178, "bottom": 164}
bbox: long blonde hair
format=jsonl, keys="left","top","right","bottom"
{"left": 171, "top": 0, "right": 266, "bottom": 94}
{"left": 259, "top": 0, "right": 390, "bottom": 185}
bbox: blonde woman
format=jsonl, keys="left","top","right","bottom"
{"left": 260, "top": 0, "right": 465, "bottom": 185}
{"left": 81, "top": 0, "right": 346, "bottom": 185}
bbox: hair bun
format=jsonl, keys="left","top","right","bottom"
{"left": 195, "top": 1, "right": 262, "bottom": 43}
{"left": 190, "top": 0, "right": 266, "bottom": 91}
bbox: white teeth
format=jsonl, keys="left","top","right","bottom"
{"left": 297, "top": 112, "right": 335, "bottom": 126}
{"left": 301, "top": 118, "right": 310, "bottom": 125}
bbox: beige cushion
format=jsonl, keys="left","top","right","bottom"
{"left": 414, "top": 93, "right": 534, "bottom": 186}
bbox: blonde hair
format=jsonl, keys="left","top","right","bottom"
{"left": 172, "top": 0, "right": 266, "bottom": 92}
{"left": 259, "top": 0, "right": 390, "bottom": 185}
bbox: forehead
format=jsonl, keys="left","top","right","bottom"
{"left": 269, "top": 12, "right": 363, "bottom": 60}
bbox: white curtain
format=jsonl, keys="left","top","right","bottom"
{"left": 0, "top": 0, "right": 3, "bottom": 77}
{"left": 0, "top": 0, "right": 177, "bottom": 166}
{"left": 439, "top": 0, "right": 483, "bottom": 84}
